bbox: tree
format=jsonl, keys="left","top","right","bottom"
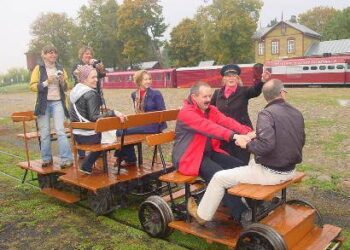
{"left": 77, "top": 0, "right": 122, "bottom": 69}
{"left": 298, "top": 6, "right": 338, "bottom": 36}
{"left": 267, "top": 18, "right": 278, "bottom": 27}
{"left": 0, "top": 68, "right": 30, "bottom": 85}
{"left": 168, "top": 18, "right": 205, "bottom": 67}
{"left": 29, "top": 12, "right": 78, "bottom": 68}
{"left": 196, "top": 0, "right": 263, "bottom": 64}
{"left": 323, "top": 7, "right": 350, "bottom": 40}
{"left": 117, "top": 0, "right": 167, "bottom": 68}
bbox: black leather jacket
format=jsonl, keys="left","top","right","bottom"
{"left": 247, "top": 99, "right": 305, "bottom": 172}
{"left": 69, "top": 90, "right": 114, "bottom": 122}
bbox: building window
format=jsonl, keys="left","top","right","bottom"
{"left": 271, "top": 40, "right": 279, "bottom": 54}
{"left": 258, "top": 42, "right": 264, "bottom": 55}
{"left": 287, "top": 39, "right": 295, "bottom": 54}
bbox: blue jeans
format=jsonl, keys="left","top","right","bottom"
{"left": 37, "top": 101, "right": 73, "bottom": 163}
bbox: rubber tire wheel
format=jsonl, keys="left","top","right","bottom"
{"left": 286, "top": 199, "right": 323, "bottom": 227}
{"left": 139, "top": 195, "right": 174, "bottom": 238}
{"left": 37, "top": 173, "right": 58, "bottom": 189}
{"left": 236, "top": 223, "right": 287, "bottom": 250}
{"left": 88, "top": 188, "right": 114, "bottom": 215}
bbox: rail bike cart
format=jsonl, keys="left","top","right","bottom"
{"left": 11, "top": 110, "right": 179, "bottom": 215}
{"left": 138, "top": 132, "right": 345, "bottom": 250}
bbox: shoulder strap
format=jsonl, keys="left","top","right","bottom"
{"left": 73, "top": 103, "right": 91, "bottom": 123}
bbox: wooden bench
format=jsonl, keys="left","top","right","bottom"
{"left": 228, "top": 171, "right": 305, "bottom": 201}
{"left": 228, "top": 171, "right": 306, "bottom": 223}
{"left": 70, "top": 109, "right": 180, "bottom": 175}
{"left": 145, "top": 131, "right": 205, "bottom": 218}
{"left": 11, "top": 111, "right": 70, "bottom": 183}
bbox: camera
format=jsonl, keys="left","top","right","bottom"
{"left": 91, "top": 59, "right": 101, "bottom": 67}
{"left": 55, "top": 70, "right": 63, "bottom": 78}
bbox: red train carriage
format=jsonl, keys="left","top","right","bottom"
{"left": 176, "top": 63, "right": 262, "bottom": 88}
{"left": 103, "top": 64, "right": 263, "bottom": 89}
{"left": 103, "top": 68, "right": 176, "bottom": 89}
{"left": 264, "top": 55, "right": 350, "bottom": 86}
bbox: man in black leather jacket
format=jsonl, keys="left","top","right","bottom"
{"left": 69, "top": 65, "right": 125, "bottom": 174}
{"left": 187, "top": 79, "right": 305, "bottom": 226}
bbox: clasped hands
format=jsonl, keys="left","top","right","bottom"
{"left": 234, "top": 131, "right": 256, "bottom": 149}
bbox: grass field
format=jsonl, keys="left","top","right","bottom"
{"left": 0, "top": 87, "right": 349, "bottom": 249}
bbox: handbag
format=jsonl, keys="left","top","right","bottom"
{"left": 101, "top": 130, "right": 117, "bottom": 144}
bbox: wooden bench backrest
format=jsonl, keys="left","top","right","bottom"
{"left": 159, "top": 109, "right": 179, "bottom": 122}
{"left": 124, "top": 111, "right": 162, "bottom": 129}
{"left": 95, "top": 117, "right": 123, "bottom": 132}
{"left": 70, "top": 122, "right": 96, "bottom": 130}
{"left": 11, "top": 111, "right": 36, "bottom": 122}
{"left": 146, "top": 131, "right": 175, "bottom": 146}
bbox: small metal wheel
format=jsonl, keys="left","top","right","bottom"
{"left": 236, "top": 223, "right": 287, "bottom": 250}
{"left": 37, "top": 173, "right": 58, "bottom": 189}
{"left": 88, "top": 188, "right": 115, "bottom": 215}
{"left": 286, "top": 199, "right": 323, "bottom": 226}
{"left": 139, "top": 195, "right": 174, "bottom": 238}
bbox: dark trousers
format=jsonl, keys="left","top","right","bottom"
{"left": 199, "top": 151, "right": 247, "bottom": 221}
{"left": 221, "top": 141, "right": 251, "bottom": 165}
{"left": 114, "top": 126, "right": 159, "bottom": 163}
{"left": 74, "top": 133, "right": 101, "bottom": 172}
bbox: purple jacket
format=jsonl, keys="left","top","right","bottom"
{"left": 129, "top": 87, "right": 167, "bottom": 133}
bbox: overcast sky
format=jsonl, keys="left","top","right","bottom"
{"left": 0, "top": 0, "right": 349, "bottom": 73}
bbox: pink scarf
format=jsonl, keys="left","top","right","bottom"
{"left": 224, "top": 85, "right": 237, "bottom": 98}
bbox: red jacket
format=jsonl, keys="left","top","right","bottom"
{"left": 172, "top": 99, "right": 252, "bottom": 176}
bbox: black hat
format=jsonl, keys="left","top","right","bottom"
{"left": 220, "top": 64, "right": 241, "bottom": 76}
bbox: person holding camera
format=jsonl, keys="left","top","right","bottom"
{"left": 72, "top": 46, "right": 106, "bottom": 87}
{"left": 72, "top": 46, "right": 107, "bottom": 159}
{"left": 29, "top": 45, "right": 73, "bottom": 168}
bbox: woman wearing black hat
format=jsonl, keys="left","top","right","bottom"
{"left": 210, "top": 64, "right": 270, "bottom": 164}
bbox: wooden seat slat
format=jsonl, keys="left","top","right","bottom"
{"left": 41, "top": 188, "right": 80, "bottom": 203}
{"left": 11, "top": 111, "right": 36, "bottom": 122}
{"left": 227, "top": 172, "right": 305, "bottom": 200}
{"left": 70, "top": 122, "right": 95, "bottom": 130}
{"left": 17, "top": 128, "right": 71, "bottom": 139}
{"left": 159, "top": 171, "right": 197, "bottom": 184}
{"left": 76, "top": 142, "right": 121, "bottom": 152}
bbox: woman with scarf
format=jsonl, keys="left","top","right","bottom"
{"left": 115, "top": 70, "right": 167, "bottom": 165}
{"left": 210, "top": 64, "right": 270, "bottom": 164}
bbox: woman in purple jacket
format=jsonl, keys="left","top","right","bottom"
{"left": 115, "top": 70, "right": 167, "bottom": 165}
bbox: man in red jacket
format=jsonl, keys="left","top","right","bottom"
{"left": 172, "top": 81, "right": 254, "bottom": 221}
